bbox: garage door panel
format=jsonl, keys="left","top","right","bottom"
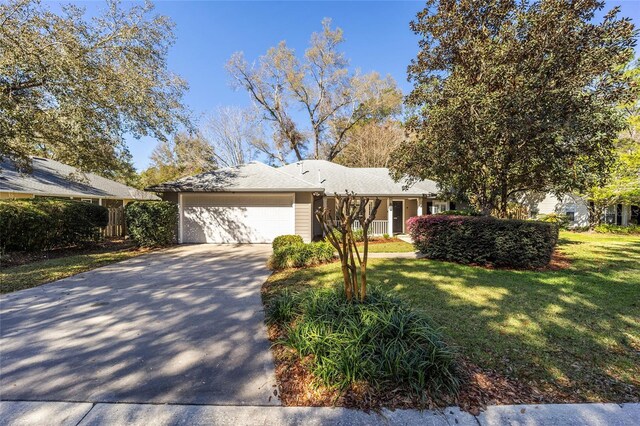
{"left": 181, "top": 194, "right": 294, "bottom": 244}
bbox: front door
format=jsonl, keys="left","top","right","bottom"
{"left": 392, "top": 201, "right": 403, "bottom": 234}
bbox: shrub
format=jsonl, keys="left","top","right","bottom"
{"left": 125, "top": 201, "right": 178, "bottom": 247}
{"left": 382, "top": 233, "right": 390, "bottom": 239}
{"left": 265, "top": 285, "right": 460, "bottom": 398}
{"left": 272, "top": 234, "right": 304, "bottom": 250}
{"left": 268, "top": 241, "right": 335, "bottom": 269}
{"left": 407, "top": 215, "right": 558, "bottom": 268}
{"left": 537, "top": 212, "right": 570, "bottom": 229}
{"left": 0, "top": 199, "right": 108, "bottom": 252}
{"left": 595, "top": 224, "right": 640, "bottom": 234}
{"left": 436, "top": 209, "right": 480, "bottom": 216}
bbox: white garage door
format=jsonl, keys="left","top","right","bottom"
{"left": 181, "top": 193, "right": 294, "bottom": 243}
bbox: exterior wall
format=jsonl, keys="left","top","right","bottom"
{"left": 294, "top": 192, "right": 313, "bottom": 242}
{"left": 0, "top": 192, "right": 34, "bottom": 199}
{"left": 374, "top": 199, "right": 387, "bottom": 220}
{"left": 406, "top": 199, "right": 417, "bottom": 220}
{"left": 535, "top": 193, "right": 590, "bottom": 228}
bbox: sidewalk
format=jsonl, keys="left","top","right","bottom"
{"left": 1, "top": 401, "right": 638, "bottom": 426}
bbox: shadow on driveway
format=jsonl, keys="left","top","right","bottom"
{"left": 0, "top": 244, "right": 279, "bottom": 405}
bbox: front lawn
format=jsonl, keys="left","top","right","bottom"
{"left": 265, "top": 231, "right": 640, "bottom": 405}
{"left": 359, "top": 239, "right": 415, "bottom": 253}
{"left": 1, "top": 242, "right": 148, "bottom": 293}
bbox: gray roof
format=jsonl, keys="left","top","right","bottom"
{"left": 146, "top": 162, "right": 324, "bottom": 193}
{"left": 278, "top": 160, "right": 439, "bottom": 196}
{"left": 0, "top": 157, "right": 159, "bottom": 200}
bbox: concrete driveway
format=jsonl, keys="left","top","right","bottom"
{"left": 0, "top": 244, "right": 279, "bottom": 405}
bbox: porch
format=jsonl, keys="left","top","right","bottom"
{"left": 313, "top": 196, "right": 454, "bottom": 237}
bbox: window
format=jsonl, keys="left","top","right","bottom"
{"left": 431, "top": 201, "right": 448, "bottom": 214}
{"left": 565, "top": 211, "right": 575, "bottom": 222}
{"left": 80, "top": 198, "right": 93, "bottom": 203}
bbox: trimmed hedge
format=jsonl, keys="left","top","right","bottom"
{"left": 407, "top": 215, "right": 558, "bottom": 268}
{"left": 125, "top": 201, "right": 178, "bottom": 247}
{"left": 269, "top": 241, "right": 335, "bottom": 269}
{"left": 0, "top": 199, "right": 108, "bottom": 253}
{"left": 272, "top": 234, "right": 304, "bottom": 250}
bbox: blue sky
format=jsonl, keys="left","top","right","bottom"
{"left": 104, "top": 1, "right": 640, "bottom": 170}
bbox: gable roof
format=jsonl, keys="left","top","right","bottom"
{"left": 146, "top": 162, "right": 323, "bottom": 193}
{"left": 0, "top": 157, "right": 159, "bottom": 200}
{"left": 278, "top": 160, "right": 439, "bottom": 196}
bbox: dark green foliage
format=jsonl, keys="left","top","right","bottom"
{"left": 268, "top": 241, "right": 335, "bottom": 270}
{"left": 272, "top": 234, "right": 304, "bottom": 251}
{"left": 0, "top": 199, "right": 108, "bottom": 252}
{"left": 392, "top": 0, "right": 637, "bottom": 216}
{"left": 436, "top": 209, "right": 480, "bottom": 216}
{"left": 266, "top": 286, "right": 460, "bottom": 398}
{"left": 407, "top": 215, "right": 558, "bottom": 268}
{"left": 125, "top": 201, "right": 178, "bottom": 247}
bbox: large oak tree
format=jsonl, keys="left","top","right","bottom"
{"left": 1, "top": 0, "right": 190, "bottom": 176}
{"left": 390, "top": 0, "right": 637, "bottom": 216}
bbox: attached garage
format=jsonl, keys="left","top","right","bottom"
{"left": 147, "top": 161, "right": 322, "bottom": 244}
{"left": 180, "top": 193, "right": 295, "bottom": 244}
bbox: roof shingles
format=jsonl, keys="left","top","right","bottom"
{"left": 0, "top": 157, "right": 158, "bottom": 200}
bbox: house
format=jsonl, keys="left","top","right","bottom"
{"left": 527, "top": 193, "right": 639, "bottom": 227}
{"left": 0, "top": 157, "right": 159, "bottom": 236}
{"left": 148, "top": 160, "right": 454, "bottom": 244}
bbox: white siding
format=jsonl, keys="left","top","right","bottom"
{"left": 535, "top": 193, "right": 590, "bottom": 228}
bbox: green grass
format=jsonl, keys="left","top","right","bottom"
{"left": 362, "top": 240, "right": 416, "bottom": 253}
{"left": 266, "top": 231, "right": 640, "bottom": 402}
{"left": 1, "top": 248, "right": 146, "bottom": 294}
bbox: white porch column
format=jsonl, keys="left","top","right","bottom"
{"left": 417, "top": 198, "right": 423, "bottom": 216}
{"left": 387, "top": 198, "right": 393, "bottom": 234}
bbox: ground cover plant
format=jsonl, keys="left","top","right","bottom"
{"left": 264, "top": 232, "right": 640, "bottom": 409}
{"left": 264, "top": 285, "right": 460, "bottom": 408}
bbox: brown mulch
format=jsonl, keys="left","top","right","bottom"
{"left": 269, "top": 323, "right": 548, "bottom": 414}
{"left": 546, "top": 250, "right": 572, "bottom": 270}
{"left": 268, "top": 321, "right": 576, "bottom": 415}
{"left": 0, "top": 239, "right": 136, "bottom": 267}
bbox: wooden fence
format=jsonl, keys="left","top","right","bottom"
{"left": 104, "top": 207, "right": 125, "bottom": 237}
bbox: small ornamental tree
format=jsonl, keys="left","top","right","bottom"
{"left": 315, "top": 193, "right": 381, "bottom": 302}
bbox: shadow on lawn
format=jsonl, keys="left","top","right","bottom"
{"left": 268, "top": 236, "right": 640, "bottom": 403}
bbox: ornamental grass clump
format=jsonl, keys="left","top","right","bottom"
{"left": 266, "top": 286, "right": 460, "bottom": 399}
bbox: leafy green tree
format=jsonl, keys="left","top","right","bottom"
{"left": 227, "top": 18, "right": 402, "bottom": 164}
{"left": 0, "top": 0, "right": 190, "bottom": 175}
{"left": 140, "top": 132, "right": 217, "bottom": 189}
{"left": 583, "top": 63, "right": 640, "bottom": 227}
{"left": 390, "top": 0, "right": 636, "bottom": 217}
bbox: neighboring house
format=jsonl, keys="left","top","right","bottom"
{"left": 0, "top": 157, "right": 159, "bottom": 236}
{"left": 148, "top": 160, "right": 454, "bottom": 244}
{"left": 525, "top": 193, "right": 639, "bottom": 228}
